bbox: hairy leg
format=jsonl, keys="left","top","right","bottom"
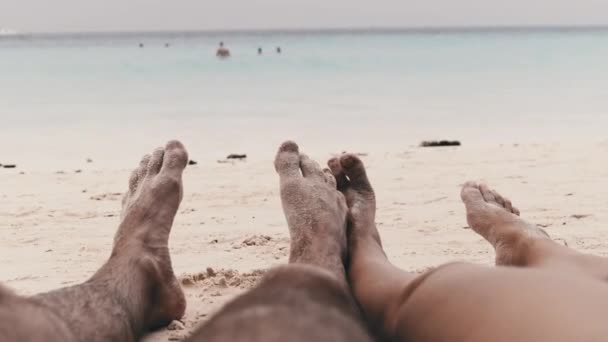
{"left": 186, "top": 142, "right": 372, "bottom": 342}
{"left": 0, "top": 141, "right": 188, "bottom": 342}
{"left": 462, "top": 182, "right": 608, "bottom": 279}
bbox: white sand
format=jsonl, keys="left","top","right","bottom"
{"left": 2, "top": 141, "right": 608, "bottom": 340}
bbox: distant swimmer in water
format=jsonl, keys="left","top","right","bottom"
{"left": 258, "top": 47, "right": 263, "bottom": 55}
{"left": 216, "top": 42, "right": 230, "bottom": 58}
{"left": 139, "top": 43, "right": 144, "bottom": 48}
{"left": 276, "top": 46, "right": 281, "bottom": 54}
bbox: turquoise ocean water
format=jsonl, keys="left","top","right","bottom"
{"left": 2, "top": 28, "right": 608, "bottom": 168}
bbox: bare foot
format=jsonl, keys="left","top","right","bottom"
{"left": 327, "top": 154, "right": 381, "bottom": 251}
{"left": 111, "top": 140, "right": 188, "bottom": 328}
{"left": 274, "top": 141, "right": 348, "bottom": 283}
{"left": 461, "top": 181, "right": 550, "bottom": 265}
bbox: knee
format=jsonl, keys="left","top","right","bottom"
{"left": 257, "top": 264, "right": 356, "bottom": 313}
{"left": 261, "top": 264, "right": 342, "bottom": 291}
{"left": 192, "top": 264, "right": 371, "bottom": 342}
{"left": 388, "top": 262, "right": 478, "bottom": 338}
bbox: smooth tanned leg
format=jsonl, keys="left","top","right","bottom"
{"left": 328, "top": 154, "right": 419, "bottom": 338}
{"left": 462, "top": 182, "right": 608, "bottom": 279}
{"left": 0, "top": 141, "right": 188, "bottom": 342}
{"left": 341, "top": 157, "right": 608, "bottom": 342}
{"left": 186, "top": 142, "right": 373, "bottom": 342}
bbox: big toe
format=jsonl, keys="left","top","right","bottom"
{"left": 161, "top": 140, "right": 189, "bottom": 175}
{"left": 275, "top": 140, "right": 301, "bottom": 179}
{"left": 339, "top": 154, "right": 373, "bottom": 193}
{"left": 460, "top": 181, "right": 486, "bottom": 207}
{"left": 278, "top": 140, "right": 299, "bottom": 154}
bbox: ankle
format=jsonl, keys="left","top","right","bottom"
{"left": 349, "top": 223, "right": 383, "bottom": 253}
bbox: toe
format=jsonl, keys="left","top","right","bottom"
{"left": 504, "top": 198, "right": 514, "bottom": 213}
{"left": 129, "top": 154, "right": 151, "bottom": 193}
{"left": 161, "top": 140, "right": 189, "bottom": 174}
{"left": 128, "top": 168, "right": 140, "bottom": 194}
{"left": 323, "top": 168, "right": 337, "bottom": 188}
{"left": 460, "top": 181, "right": 485, "bottom": 206}
{"left": 339, "top": 154, "right": 373, "bottom": 193}
{"left": 328, "top": 157, "right": 348, "bottom": 191}
{"left": 479, "top": 184, "right": 497, "bottom": 203}
{"left": 300, "top": 154, "right": 325, "bottom": 180}
{"left": 275, "top": 141, "right": 301, "bottom": 180}
{"left": 148, "top": 147, "right": 165, "bottom": 175}
{"left": 492, "top": 190, "right": 507, "bottom": 208}
{"left": 512, "top": 206, "right": 521, "bottom": 216}
{"left": 502, "top": 196, "right": 521, "bottom": 216}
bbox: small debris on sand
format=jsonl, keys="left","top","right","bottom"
{"left": 188, "top": 160, "right": 198, "bottom": 166}
{"left": 167, "top": 320, "right": 185, "bottom": 331}
{"left": 553, "top": 238, "right": 569, "bottom": 247}
{"left": 179, "top": 269, "right": 265, "bottom": 289}
{"left": 242, "top": 235, "right": 272, "bottom": 246}
{"left": 571, "top": 214, "right": 591, "bottom": 220}
{"left": 90, "top": 193, "right": 122, "bottom": 201}
{"left": 226, "top": 154, "right": 247, "bottom": 160}
{"left": 216, "top": 278, "right": 228, "bottom": 288}
{"left": 420, "top": 140, "right": 461, "bottom": 147}
{"left": 3, "top": 164, "right": 17, "bottom": 169}
{"left": 86, "top": 158, "right": 93, "bottom": 163}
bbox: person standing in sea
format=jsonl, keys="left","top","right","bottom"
{"left": 216, "top": 42, "right": 230, "bottom": 58}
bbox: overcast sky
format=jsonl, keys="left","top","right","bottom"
{"left": 2, "top": 0, "right": 608, "bottom": 33}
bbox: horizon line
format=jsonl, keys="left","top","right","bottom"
{"left": 19, "top": 24, "right": 608, "bottom": 36}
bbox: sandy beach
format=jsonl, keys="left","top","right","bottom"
{"left": 2, "top": 140, "right": 608, "bottom": 340}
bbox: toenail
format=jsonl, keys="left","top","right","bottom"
{"left": 166, "top": 140, "right": 185, "bottom": 151}
{"left": 328, "top": 158, "right": 341, "bottom": 172}
{"left": 340, "top": 154, "right": 359, "bottom": 169}
{"left": 279, "top": 141, "right": 299, "bottom": 153}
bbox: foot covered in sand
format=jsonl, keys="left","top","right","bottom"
{"left": 113, "top": 140, "right": 189, "bottom": 328}
{"left": 274, "top": 141, "right": 349, "bottom": 282}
